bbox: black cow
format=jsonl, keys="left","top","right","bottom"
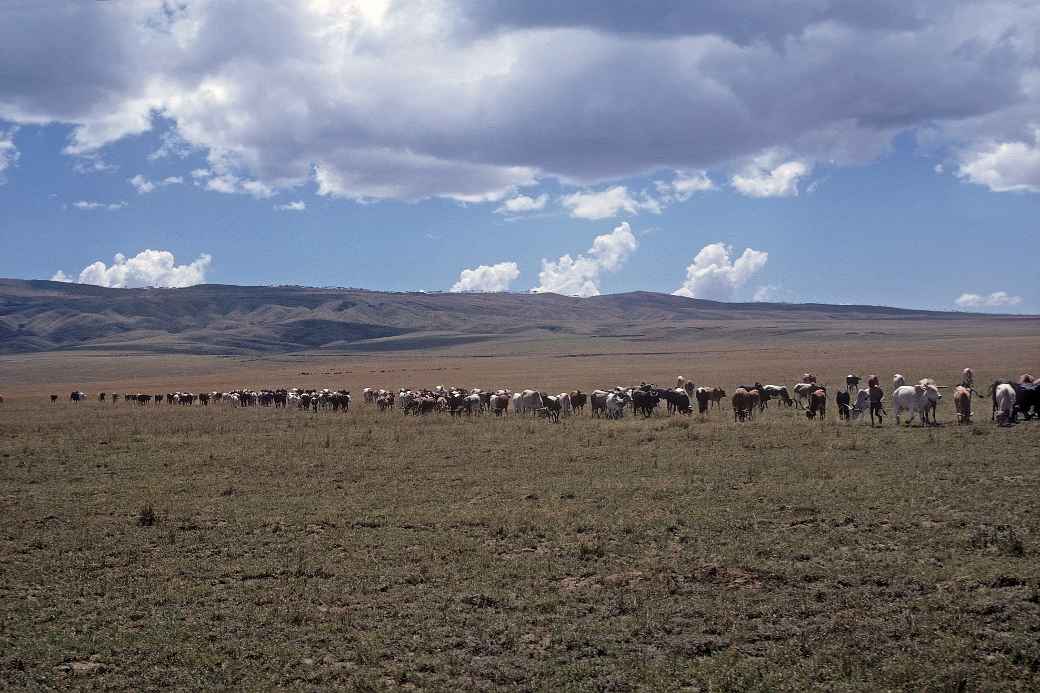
{"left": 631, "top": 388, "right": 660, "bottom": 418}
{"left": 656, "top": 388, "right": 692, "bottom": 415}
{"left": 836, "top": 390, "right": 851, "bottom": 421}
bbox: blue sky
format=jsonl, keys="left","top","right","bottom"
{"left": 1, "top": 1, "right": 1038, "bottom": 312}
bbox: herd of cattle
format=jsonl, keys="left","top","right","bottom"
{"left": 47, "top": 369, "right": 1040, "bottom": 426}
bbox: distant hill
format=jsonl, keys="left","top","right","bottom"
{"left": 0, "top": 279, "right": 1032, "bottom": 355}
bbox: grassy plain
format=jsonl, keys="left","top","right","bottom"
{"left": 1, "top": 323, "right": 1039, "bottom": 690}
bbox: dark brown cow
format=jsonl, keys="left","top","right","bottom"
{"left": 570, "top": 390, "right": 587, "bottom": 413}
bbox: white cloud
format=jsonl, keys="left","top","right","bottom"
{"left": 532, "top": 222, "right": 637, "bottom": 297}
{"left": 205, "top": 173, "right": 275, "bottom": 199}
{"left": 752, "top": 284, "right": 795, "bottom": 303}
{"left": 190, "top": 168, "right": 212, "bottom": 180}
{"left": 54, "top": 250, "right": 213, "bottom": 289}
{"left": 50, "top": 270, "right": 71, "bottom": 282}
{"left": 72, "top": 200, "right": 127, "bottom": 210}
{"left": 731, "top": 152, "right": 811, "bottom": 198}
{"left": 449, "top": 261, "right": 520, "bottom": 292}
{"left": 129, "top": 173, "right": 183, "bottom": 194}
{"left": 0, "top": 127, "right": 19, "bottom": 183}
{"left": 149, "top": 129, "right": 194, "bottom": 161}
{"left": 2, "top": 2, "right": 1039, "bottom": 204}
{"left": 495, "top": 193, "right": 548, "bottom": 215}
{"left": 934, "top": 163, "right": 944, "bottom": 174}
{"left": 956, "top": 128, "right": 1040, "bottom": 193}
{"left": 274, "top": 200, "right": 306, "bottom": 211}
{"left": 560, "top": 186, "right": 660, "bottom": 220}
{"left": 673, "top": 243, "right": 768, "bottom": 300}
{"left": 954, "top": 291, "right": 1023, "bottom": 309}
{"left": 655, "top": 170, "right": 714, "bottom": 202}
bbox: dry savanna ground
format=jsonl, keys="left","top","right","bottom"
{"left": 1, "top": 324, "right": 1039, "bottom": 690}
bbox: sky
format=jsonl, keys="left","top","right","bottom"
{"left": 1, "top": 1, "right": 1039, "bottom": 312}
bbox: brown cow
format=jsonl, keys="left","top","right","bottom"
{"left": 732, "top": 388, "right": 752, "bottom": 422}
{"left": 953, "top": 386, "right": 972, "bottom": 424}
{"left": 709, "top": 387, "right": 726, "bottom": 408}
{"left": 805, "top": 389, "right": 827, "bottom": 419}
{"left": 570, "top": 390, "right": 587, "bottom": 413}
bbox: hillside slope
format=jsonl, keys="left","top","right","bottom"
{"left": 0, "top": 279, "right": 1031, "bottom": 355}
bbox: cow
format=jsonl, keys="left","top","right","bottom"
{"left": 70, "top": 391, "right": 86, "bottom": 402}
{"left": 732, "top": 388, "right": 753, "bottom": 422}
{"left": 541, "top": 395, "right": 561, "bottom": 423}
{"left": 953, "top": 386, "right": 972, "bottom": 424}
{"left": 570, "top": 390, "right": 587, "bottom": 414}
{"left": 708, "top": 387, "right": 726, "bottom": 409}
{"left": 694, "top": 387, "right": 711, "bottom": 414}
{"left": 1021, "top": 374, "right": 1035, "bottom": 384}
{"left": 658, "top": 388, "right": 692, "bottom": 415}
{"left": 558, "top": 392, "right": 573, "bottom": 417}
{"left": 50, "top": 394, "right": 58, "bottom": 403}
{"left": 491, "top": 392, "right": 510, "bottom": 416}
{"left": 892, "top": 383, "right": 940, "bottom": 426}
{"left": 845, "top": 374, "right": 861, "bottom": 393}
{"left": 761, "top": 385, "right": 793, "bottom": 407}
{"left": 801, "top": 373, "right": 817, "bottom": 384}
{"left": 98, "top": 392, "right": 106, "bottom": 402}
{"left": 518, "top": 390, "right": 543, "bottom": 415}
{"left": 836, "top": 390, "right": 851, "bottom": 420}
{"left": 111, "top": 393, "right": 120, "bottom": 403}
{"left": 842, "top": 388, "right": 871, "bottom": 421}
{"left": 793, "top": 382, "right": 819, "bottom": 408}
{"left": 1014, "top": 382, "right": 1040, "bottom": 421}
{"left": 994, "top": 383, "right": 1016, "bottom": 426}
{"left": 631, "top": 388, "right": 661, "bottom": 418}
{"left": 605, "top": 391, "right": 629, "bottom": 419}
{"left": 805, "top": 389, "right": 827, "bottom": 420}
{"left": 893, "top": 374, "right": 906, "bottom": 390}
{"left": 737, "top": 383, "right": 765, "bottom": 410}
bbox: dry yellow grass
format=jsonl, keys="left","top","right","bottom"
{"left": 1, "top": 326, "right": 1039, "bottom": 690}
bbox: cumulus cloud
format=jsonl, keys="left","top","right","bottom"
{"left": 532, "top": 222, "right": 637, "bottom": 297}
{"left": 274, "top": 200, "right": 306, "bottom": 211}
{"left": 561, "top": 186, "right": 660, "bottom": 220}
{"left": 495, "top": 193, "right": 548, "bottom": 214}
{"left": 956, "top": 128, "right": 1040, "bottom": 193}
{"left": 0, "top": 127, "right": 19, "bottom": 183}
{"left": 205, "top": 173, "right": 275, "bottom": 199}
{"left": 72, "top": 200, "right": 127, "bottom": 210}
{"left": 1, "top": 2, "right": 1039, "bottom": 202}
{"left": 449, "top": 261, "right": 520, "bottom": 292}
{"left": 731, "top": 152, "right": 811, "bottom": 198}
{"left": 673, "top": 243, "right": 768, "bottom": 300}
{"left": 53, "top": 249, "right": 212, "bottom": 288}
{"left": 954, "top": 291, "right": 1024, "bottom": 309}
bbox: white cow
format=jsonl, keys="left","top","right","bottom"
{"left": 558, "top": 392, "right": 573, "bottom": 416}
{"left": 605, "top": 392, "right": 628, "bottom": 419}
{"left": 519, "top": 389, "right": 543, "bottom": 414}
{"left": 792, "top": 382, "right": 817, "bottom": 408}
{"left": 994, "top": 383, "right": 1016, "bottom": 425}
{"left": 892, "top": 383, "right": 940, "bottom": 425}
{"left": 511, "top": 392, "right": 524, "bottom": 415}
{"left": 893, "top": 374, "right": 906, "bottom": 389}
{"left": 850, "top": 388, "right": 870, "bottom": 420}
